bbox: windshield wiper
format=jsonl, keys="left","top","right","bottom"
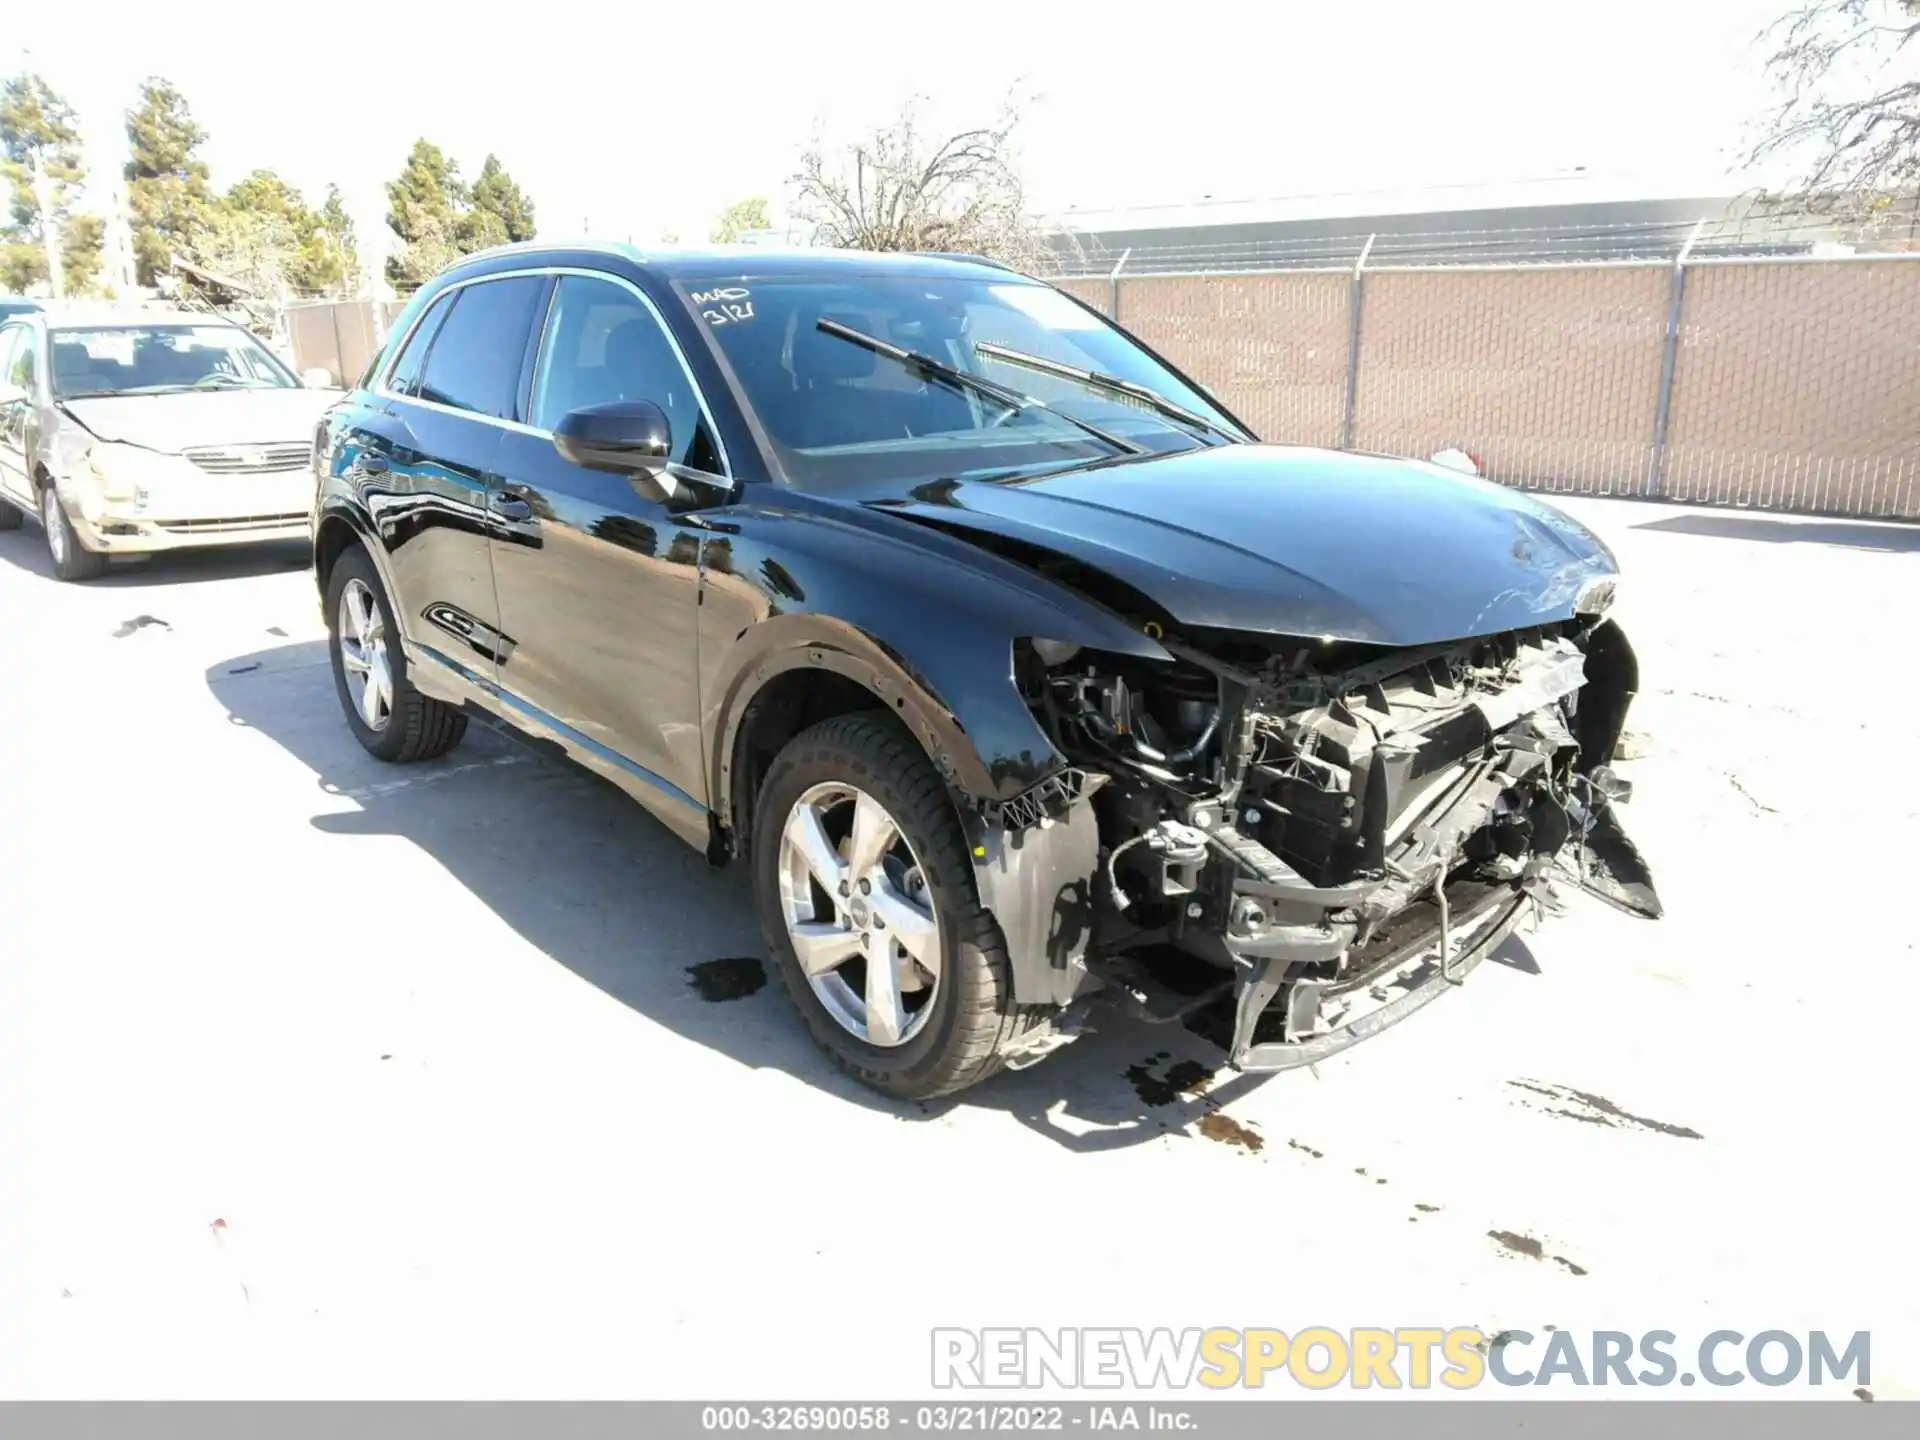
{"left": 814, "top": 320, "right": 1146, "bottom": 456}
{"left": 973, "top": 342, "right": 1243, "bottom": 446}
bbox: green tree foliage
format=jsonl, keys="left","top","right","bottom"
{"left": 61, "top": 213, "right": 104, "bottom": 293}
{"left": 386, "top": 141, "right": 535, "bottom": 285}
{"left": 125, "top": 77, "right": 213, "bottom": 286}
{"left": 187, "top": 169, "right": 354, "bottom": 300}
{"left": 463, "top": 154, "right": 537, "bottom": 248}
{"left": 385, "top": 139, "right": 466, "bottom": 286}
{"left": 310, "top": 184, "right": 363, "bottom": 296}
{"left": 189, "top": 197, "right": 306, "bottom": 298}
{"left": 711, "top": 196, "right": 770, "bottom": 243}
{"left": 0, "top": 72, "right": 105, "bottom": 295}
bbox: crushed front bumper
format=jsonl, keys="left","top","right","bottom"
{"left": 65, "top": 469, "right": 313, "bottom": 553}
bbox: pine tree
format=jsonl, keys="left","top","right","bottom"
{"left": 308, "top": 184, "right": 363, "bottom": 296}
{"left": 385, "top": 139, "right": 466, "bottom": 286}
{"left": 462, "top": 154, "right": 537, "bottom": 250}
{"left": 0, "top": 73, "right": 105, "bottom": 294}
{"left": 124, "top": 77, "right": 212, "bottom": 286}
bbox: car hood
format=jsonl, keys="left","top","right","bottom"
{"left": 873, "top": 444, "right": 1618, "bottom": 647}
{"left": 59, "top": 389, "right": 344, "bottom": 453}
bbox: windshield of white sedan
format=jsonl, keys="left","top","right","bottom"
{"left": 50, "top": 325, "right": 296, "bottom": 399}
{"left": 683, "top": 275, "right": 1247, "bottom": 485}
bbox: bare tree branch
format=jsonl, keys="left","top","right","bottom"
{"left": 1751, "top": 0, "right": 1920, "bottom": 213}
{"left": 790, "top": 94, "right": 1058, "bottom": 272}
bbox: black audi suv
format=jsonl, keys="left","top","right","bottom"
{"left": 312, "top": 242, "right": 1658, "bottom": 1098}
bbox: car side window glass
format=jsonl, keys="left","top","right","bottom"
{"left": 0, "top": 326, "right": 22, "bottom": 389}
{"left": 13, "top": 330, "right": 35, "bottom": 391}
{"left": 415, "top": 276, "right": 547, "bottom": 421}
{"left": 385, "top": 291, "right": 454, "bottom": 397}
{"left": 530, "top": 275, "right": 721, "bottom": 473}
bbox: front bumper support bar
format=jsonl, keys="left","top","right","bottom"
{"left": 1228, "top": 886, "right": 1529, "bottom": 1073}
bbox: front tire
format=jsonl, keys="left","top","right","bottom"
{"left": 325, "top": 544, "right": 467, "bottom": 762}
{"left": 753, "top": 713, "right": 1049, "bottom": 1099}
{"left": 41, "top": 486, "right": 107, "bottom": 582}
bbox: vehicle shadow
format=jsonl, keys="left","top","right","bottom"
{"left": 1631, "top": 511, "right": 1920, "bottom": 553}
{"left": 205, "top": 638, "right": 1290, "bottom": 1152}
{"left": 0, "top": 529, "right": 312, "bottom": 585}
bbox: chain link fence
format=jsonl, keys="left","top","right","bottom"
{"left": 1052, "top": 208, "right": 1920, "bottom": 520}
{"left": 280, "top": 215, "right": 1920, "bottom": 520}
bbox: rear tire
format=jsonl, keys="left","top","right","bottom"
{"left": 41, "top": 486, "right": 107, "bottom": 582}
{"left": 752, "top": 713, "right": 1051, "bottom": 1099}
{"left": 325, "top": 543, "right": 467, "bottom": 763}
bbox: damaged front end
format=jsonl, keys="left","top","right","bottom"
{"left": 1003, "top": 612, "right": 1660, "bottom": 1072}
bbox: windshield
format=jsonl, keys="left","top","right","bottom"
{"left": 49, "top": 324, "right": 297, "bottom": 399}
{"left": 680, "top": 274, "right": 1249, "bottom": 487}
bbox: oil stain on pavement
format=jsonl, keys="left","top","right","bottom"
{"left": 1488, "top": 1229, "right": 1589, "bottom": 1276}
{"left": 686, "top": 957, "right": 768, "bottom": 1001}
{"left": 1197, "top": 1113, "right": 1264, "bottom": 1152}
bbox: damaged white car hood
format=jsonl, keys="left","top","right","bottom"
{"left": 61, "top": 389, "right": 344, "bottom": 453}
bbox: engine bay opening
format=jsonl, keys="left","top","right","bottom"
{"left": 1001, "top": 615, "right": 1660, "bottom": 1070}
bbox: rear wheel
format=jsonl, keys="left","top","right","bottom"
{"left": 41, "top": 486, "right": 107, "bottom": 582}
{"left": 753, "top": 713, "right": 1049, "bottom": 1099}
{"left": 324, "top": 544, "right": 467, "bottom": 762}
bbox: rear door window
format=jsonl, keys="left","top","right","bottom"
{"left": 415, "top": 277, "right": 548, "bottom": 421}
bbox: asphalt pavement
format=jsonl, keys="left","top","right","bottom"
{"left": 0, "top": 497, "right": 1913, "bottom": 1398}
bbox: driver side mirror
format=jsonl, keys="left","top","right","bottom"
{"left": 553, "top": 399, "right": 673, "bottom": 482}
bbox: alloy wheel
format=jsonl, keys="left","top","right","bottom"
{"left": 337, "top": 577, "right": 394, "bottom": 732}
{"left": 777, "top": 781, "right": 943, "bottom": 1047}
{"left": 41, "top": 489, "right": 67, "bottom": 567}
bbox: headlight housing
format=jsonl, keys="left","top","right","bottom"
{"left": 1574, "top": 575, "right": 1618, "bottom": 618}
{"left": 77, "top": 443, "right": 180, "bottom": 507}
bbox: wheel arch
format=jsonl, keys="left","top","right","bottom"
{"left": 313, "top": 510, "right": 362, "bottom": 596}
{"left": 713, "top": 622, "right": 985, "bottom": 865}
{"left": 311, "top": 500, "right": 406, "bottom": 638}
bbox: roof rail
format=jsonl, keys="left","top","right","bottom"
{"left": 915, "top": 251, "right": 1018, "bottom": 272}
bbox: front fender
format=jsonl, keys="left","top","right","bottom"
{"left": 698, "top": 496, "right": 1171, "bottom": 819}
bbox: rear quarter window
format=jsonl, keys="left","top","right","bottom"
{"left": 384, "top": 291, "right": 455, "bottom": 397}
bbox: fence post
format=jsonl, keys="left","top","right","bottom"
{"left": 1341, "top": 233, "right": 1376, "bottom": 450}
{"left": 1647, "top": 218, "right": 1705, "bottom": 497}
{"left": 1108, "top": 247, "right": 1131, "bottom": 321}
{"left": 329, "top": 303, "right": 347, "bottom": 388}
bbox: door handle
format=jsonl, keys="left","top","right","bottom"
{"left": 488, "top": 491, "right": 533, "bottom": 522}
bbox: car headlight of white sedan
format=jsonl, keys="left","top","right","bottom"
{"left": 72, "top": 442, "right": 188, "bottom": 509}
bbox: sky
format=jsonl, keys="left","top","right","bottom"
{"left": 15, "top": 0, "right": 1792, "bottom": 275}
